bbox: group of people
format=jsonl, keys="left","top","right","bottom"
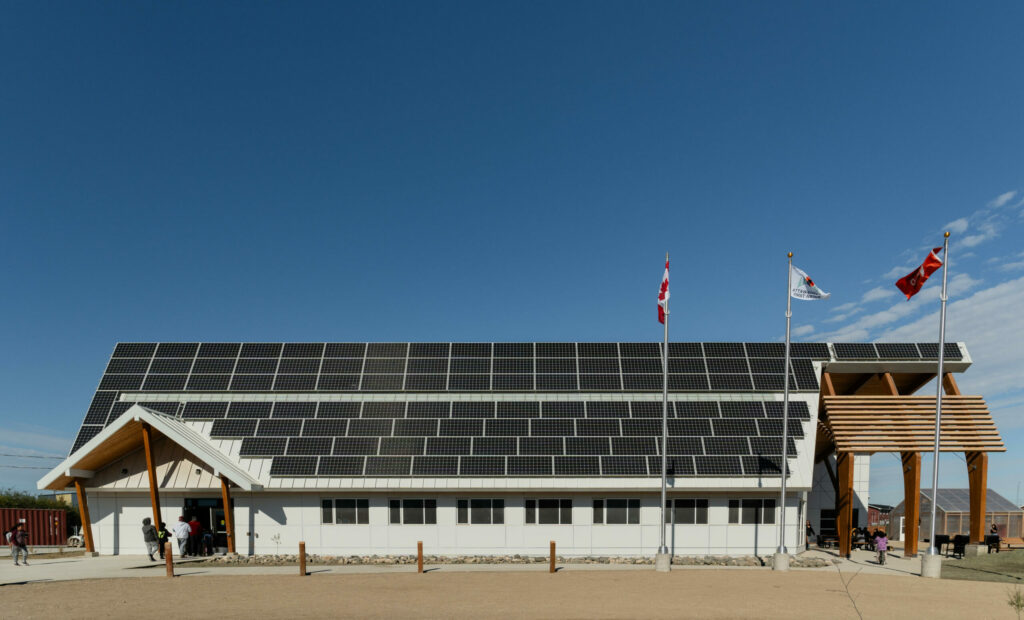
{"left": 142, "top": 515, "right": 215, "bottom": 561}
{"left": 6, "top": 523, "right": 30, "bottom": 566}
{"left": 804, "top": 520, "right": 888, "bottom": 565}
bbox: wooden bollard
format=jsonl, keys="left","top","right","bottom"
{"left": 549, "top": 541, "right": 556, "bottom": 573}
{"left": 299, "top": 541, "right": 306, "bottom": 576}
{"left": 417, "top": 541, "right": 423, "bottom": 573}
{"left": 165, "top": 541, "right": 174, "bottom": 578}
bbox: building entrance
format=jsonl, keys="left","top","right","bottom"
{"left": 183, "top": 498, "right": 229, "bottom": 553}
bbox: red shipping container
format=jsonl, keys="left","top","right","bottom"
{"left": 1, "top": 508, "right": 68, "bottom": 547}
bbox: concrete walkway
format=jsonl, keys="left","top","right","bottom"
{"left": 0, "top": 547, "right": 948, "bottom": 586}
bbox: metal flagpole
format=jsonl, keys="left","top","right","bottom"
{"left": 927, "top": 232, "right": 951, "bottom": 557}
{"left": 774, "top": 252, "right": 793, "bottom": 570}
{"left": 659, "top": 251, "right": 670, "bottom": 560}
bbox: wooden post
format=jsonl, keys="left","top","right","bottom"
{"left": 549, "top": 541, "right": 556, "bottom": 573}
{"left": 299, "top": 541, "right": 306, "bottom": 576}
{"left": 417, "top": 541, "right": 423, "bottom": 573}
{"left": 966, "top": 451, "right": 988, "bottom": 544}
{"left": 141, "top": 423, "right": 162, "bottom": 526}
{"left": 836, "top": 452, "right": 854, "bottom": 558}
{"left": 901, "top": 451, "right": 921, "bottom": 557}
{"left": 73, "top": 478, "right": 95, "bottom": 553}
{"left": 220, "top": 476, "right": 235, "bottom": 554}
{"left": 165, "top": 540, "right": 174, "bottom": 577}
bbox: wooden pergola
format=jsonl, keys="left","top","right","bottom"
{"left": 818, "top": 371, "right": 1004, "bottom": 558}
{"left": 39, "top": 405, "right": 262, "bottom": 554}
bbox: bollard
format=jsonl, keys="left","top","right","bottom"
{"left": 299, "top": 541, "right": 306, "bottom": 576}
{"left": 165, "top": 541, "right": 174, "bottom": 578}
{"left": 417, "top": 541, "right": 424, "bottom": 573}
{"left": 549, "top": 541, "right": 556, "bottom": 573}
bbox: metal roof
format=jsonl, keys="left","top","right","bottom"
{"left": 921, "top": 488, "right": 1022, "bottom": 513}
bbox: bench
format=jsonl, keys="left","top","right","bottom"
{"left": 996, "top": 537, "right": 1024, "bottom": 551}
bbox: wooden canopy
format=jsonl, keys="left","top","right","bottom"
{"left": 823, "top": 395, "right": 1004, "bottom": 454}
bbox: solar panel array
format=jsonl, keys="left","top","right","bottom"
{"left": 70, "top": 342, "right": 960, "bottom": 478}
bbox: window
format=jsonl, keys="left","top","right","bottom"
{"left": 456, "top": 499, "right": 505, "bottom": 524}
{"left": 728, "top": 499, "right": 776, "bottom": 524}
{"left": 593, "top": 499, "right": 640, "bottom": 524}
{"left": 525, "top": 498, "right": 572, "bottom": 524}
{"left": 664, "top": 499, "right": 708, "bottom": 524}
{"left": 321, "top": 498, "right": 370, "bottom": 524}
{"left": 389, "top": 499, "right": 437, "bottom": 524}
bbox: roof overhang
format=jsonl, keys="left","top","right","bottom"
{"left": 38, "top": 405, "right": 262, "bottom": 491}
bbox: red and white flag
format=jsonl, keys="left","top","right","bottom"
{"left": 657, "top": 258, "right": 669, "bottom": 323}
{"left": 895, "top": 247, "right": 943, "bottom": 299}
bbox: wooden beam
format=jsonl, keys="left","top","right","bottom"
{"left": 967, "top": 451, "right": 988, "bottom": 544}
{"left": 220, "top": 476, "right": 236, "bottom": 554}
{"left": 73, "top": 478, "right": 95, "bottom": 553}
{"left": 901, "top": 452, "right": 920, "bottom": 557}
{"left": 943, "top": 373, "right": 961, "bottom": 396}
{"left": 882, "top": 372, "right": 899, "bottom": 396}
{"left": 837, "top": 452, "right": 854, "bottom": 559}
{"left": 141, "top": 422, "right": 162, "bottom": 526}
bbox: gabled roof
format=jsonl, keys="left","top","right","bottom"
{"left": 921, "top": 488, "right": 1022, "bottom": 513}
{"left": 38, "top": 405, "right": 261, "bottom": 491}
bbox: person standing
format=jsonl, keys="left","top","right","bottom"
{"left": 11, "top": 524, "right": 29, "bottom": 566}
{"left": 141, "top": 518, "right": 159, "bottom": 561}
{"left": 157, "top": 522, "right": 171, "bottom": 559}
{"left": 187, "top": 515, "right": 202, "bottom": 557}
{"left": 173, "top": 516, "right": 191, "bottom": 557}
{"left": 805, "top": 520, "right": 815, "bottom": 550}
{"left": 875, "top": 531, "right": 888, "bottom": 565}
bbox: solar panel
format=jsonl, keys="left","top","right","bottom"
{"left": 409, "top": 343, "right": 450, "bottom": 357}
{"left": 107, "top": 401, "right": 135, "bottom": 423}
{"left": 472, "top": 437, "right": 516, "bottom": 455}
{"left": 210, "top": 419, "right": 257, "bottom": 438}
{"left": 460, "top": 456, "right": 505, "bottom": 476}
{"left": 379, "top": 437, "right": 425, "bottom": 455}
{"left": 669, "top": 419, "right": 712, "bottom": 436}
{"left": 745, "top": 342, "right": 785, "bottom": 357}
{"left": 694, "top": 455, "right": 743, "bottom": 476}
{"left": 674, "top": 402, "right": 720, "bottom": 418}
{"left": 302, "top": 419, "right": 348, "bottom": 436}
{"left": 269, "top": 456, "right": 317, "bottom": 476}
{"left": 394, "top": 419, "right": 438, "bottom": 436}
{"left": 749, "top": 436, "right": 797, "bottom": 455}
{"left": 764, "top": 401, "right": 810, "bottom": 420}
{"left": 257, "top": 419, "right": 303, "bottom": 437}
{"left": 620, "top": 343, "right": 660, "bottom": 357}
{"left": 742, "top": 455, "right": 788, "bottom": 476}
{"left": 137, "top": 402, "right": 179, "bottom": 416}
{"left": 629, "top": 402, "right": 664, "bottom": 418}
{"left": 554, "top": 456, "right": 600, "bottom": 476}
{"left": 451, "top": 343, "right": 491, "bottom": 357}
{"left": 752, "top": 374, "right": 788, "bottom": 391}
{"left": 239, "top": 437, "right": 287, "bottom": 457}
{"left": 287, "top": 437, "right": 333, "bottom": 455}
{"left": 449, "top": 374, "right": 490, "bottom": 390}
{"left": 282, "top": 343, "right": 324, "bottom": 358}
{"left": 362, "top": 402, "right": 406, "bottom": 418}
{"left": 668, "top": 375, "right": 711, "bottom": 390}
{"left": 536, "top": 343, "right": 575, "bottom": 357}
{"left": 720, "top": 402, "right": 764, "bottom": 418}
{"left": 405, "top": 374, "right": 447, "bottom": 390}
{"left": 537, "top": 358, "right": 576, "bottom": 373}
{"left": 668, "top": 358, "right": 706, "bottom": 373}
{"left": 273, "top": 402, "right": 317, "bottom": 418}
{"left": 113, "top": 343, "right": 157, "bottom": 358}
{"left": 72, "top": 425, "right": 102, "bottom": 452}
{"left": 579, "top": 358, "right": 619, "bottom": 373}
{"left": 790, "top": 342, "right": 830, "bottom": 358}
{"left": 918, "top": 342, "right": 963, "bottom": 360}
{"left": 577, "top": 419, "right": 620, "bottom": 436}
{"left": 622, "top": 419, "right": 660, "bottom": 436}
{"left": 364, "top": 456, "right": 411, "bottom": 476}
{"left": 485, "top": 419, "right": 528, "bottom": 436}
{"left": 709, "top": 374, "right": 754, "bottom": 391}
{"left": 348, "top": 419, "right": 394, "bottom": 436}
{"left": 230, "top": 375, "right": 274, "bottom": 390}
{"left": 494, "top": 343, "right": 533, "bottom": 357}
{"left": 186, "top": 375, "right": 231, "bottom": 390}
{"left": 361, "top": 375, "right": 404, "bottom": 390}
{"left": 365, "top": 358, "right": 406, "bottom": 373}
{"left": 565, "top": 437, "right": 611, "bottom": 455}
{"left": 497, "top": 402, "right": 540, "bottom": 418}
{"left": 100, "top": 375, "right": 145, "bottom": 390}
{"left": 706, "top": 358, "right": 749, "bottom": 373}
{"left": 542, "top": 402, "right": 584, "bottom": 417}
{"left": 105, "top": 358, "right": 151, "bottom": 373}
{"left": 240, "top": 343, "right": 282, "bottom": 358}
{"left": 586, "top": 402, "right": 629, "bottom": 418}
{"left": 323, "top": 343, "right": 366, "bottom": 358}
{"left": 612, "top": 437, "right": 656, "bottom": 455}
{"left": 181, "top": 402, "right": 228, "bottom": 420}
{"left": 834, "top": 343, "right": 878, "bottom": 359}
{"left": 452, "top": 402, "right": 495, "bottom": 418}
{"left": 333, "top": 437, "right": 379, "bottom": 455}
{"left": 668, "top": 343, "right": 703, "bottom": 357}
{"left": 493, "top": 359, "right": 533, "bottom": 373}
{"left": 704, "top": 437, "right": 751, "bottom": 455}
{"left": 279, "top": 359, "right": 321, "bottom": 373}
{"left": 316, "top": 402, "right": 360, "bottom": 418}
{"left": 317, "top": 374, "right": 361, "bottom": 390}
{"left": 757, "top": 419, "right": 805, "bottom": 438}
{"left": 367, "top": 343, "right": 408, "bottom": 358}
{"left": 318, "top": 456, "right": 365, "bottom": 476}
{"left": 236, "top": 358, "right": 278, "bottom": 373}
{"left": 322, "top": 359, "right": 363, "bottom": 373}
{"left": 601, "top": 456, "right": 647, "bottom": 475}
{"left": 493, "top": 375, "right": 534, "bottom": 390}
{"left": 650, "top": 455, "right": 695, "bottom": 476}
{"left": 440, "top": 419, "right": 484, "bottom": 436}
{"left": 84, "top": 391, "right": 117, "bottom": 425}
{"left": 507, "top": 456, "right": 552, "bottom": 476}
{"left": 875, "top": 343, "right": 921, "bottom": 359}
{"left": 154, "top": 343, "right": 198, "bottom": 358}
{"left": 711, "top": 419, "right": 757, "bottom": 436}
{"left": 407, "top": 402, "right": 451, "bottom": 418}
{"left": 192, "top": 358, "right": 236, "bottom": 373}
{"left": 519, "top": 437, "right": 563, "bottom": 455}
{"left": 425, "top": 437, "right": 471, "bottom": 455}
{"left": 749, "top": 358, "right": 785, "bottom": 373}
{"left": 412, "top": 456, "right": 458, "bottom": 476}
{"left": 197, "top": 343, "right": 240, "bottom": 358}
{"left": 666, "top": 437, "right": 703, "bottom": 455}
{"left": 531, "top": 419, "right": 574, "bottom": 436}
{"left": 622, "top": 375, "right": 662, "bottom": 390}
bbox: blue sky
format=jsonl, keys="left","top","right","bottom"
{"left": 2, "top": 2, "right": 1022, "bottom": 505}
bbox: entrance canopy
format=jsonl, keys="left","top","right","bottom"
{"left": 38, "top": 405, "right": 262, "bottom": 491}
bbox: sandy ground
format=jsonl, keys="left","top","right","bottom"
{"left": 1, "top": 569, "right": 1017, "bottom": 619}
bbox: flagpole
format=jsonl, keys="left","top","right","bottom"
{"left": 657, "top": 251, "right": 670, "bottom": 567}
{"left": 774, "top": 252, "right": 793, "bottom": 571}
{"left": 927, "top": 232, "right": 951, "bottom": 559}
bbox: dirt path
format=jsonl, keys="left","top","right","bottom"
{"left": 1, "top": 569, "right": 1016, "bottom": 619}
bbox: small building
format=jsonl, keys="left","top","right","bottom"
{"left": 867, "top": 503, "right": 893, "bottom": 531}
{"left": 890, "top": 489, "right": 1023, "bottom": 541}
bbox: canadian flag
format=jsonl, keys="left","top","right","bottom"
{"left": 895, "top": 247, "right": 943, "bottom": 300}
{"left": 658, "top": 258, "right": 669, "bottom": 324}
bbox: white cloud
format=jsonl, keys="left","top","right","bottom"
{"left": 989, "top": 190, "right": 1018, "bottom": 208}
{"left": 861, "top": 286, "right": 897, "bottom": 303}
{"left": 824, "top": 307, "right": 863, "bottom": 323}
{"left": 999, "top": 261, "right": 1024, "bottom": 272}
{"left": 832, "top": 302, "right": 858, "bottom": 313}
{"left": 883, "top": 265, "right": 912, "bottom": 280}
{"left": 944, "top": 217, "right": 969, "bottom": 234}
{"left": 791, "top": 324, "right": 815, "bottom": 337}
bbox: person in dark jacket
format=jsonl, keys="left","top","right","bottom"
{"left": 11, "top": 524, "right": 29, "bottom": 566}
{"left": 142, "top": 518, "right": 159, "bottom": 561}
{"left": 805, "top": 520, "right": 815, "bottom": 550}
{"left": 157, "top": 522, "right": 171, "bottom": 559}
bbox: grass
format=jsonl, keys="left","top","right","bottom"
{"left": 942, "top": 551, "right": 1024, "bottom": 584}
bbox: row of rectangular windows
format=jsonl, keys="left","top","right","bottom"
{"left": 320, "top": 498, "right": 776, "bottom": 526}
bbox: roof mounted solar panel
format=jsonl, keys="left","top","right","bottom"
{"left": 240, "top": 343, "right": 282, "bottom": 358}
{"left": 412, "top": 456, "right": 458, "bottom": 476}
{"left": 833, "top": 343, "right": 878, "bottom": 359}
{"left": 601, "top": 456, "right": 647, "bottom": 475}
{"left": 917, "top": 342, "right": 962, "bottom": 360}
{"left": 318, "top": 456, "right": 365, "bottom": 476}
{"left": 269, "top": 456, "right": 317, "bottom": 476}
{"left": 113, "top": 343, "right": 157, "bottom": 358}
{"left": 875, "top": 342, "right": 921, "bottom": 359}
{"left": 507, "top": 456, "right": 553, "bottom": 476}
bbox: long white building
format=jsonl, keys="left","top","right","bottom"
{"left": 40, "top": 341, "right": 991, "bottom": 558}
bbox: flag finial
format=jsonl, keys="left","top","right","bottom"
{"left": 944, "top": 231, "right": 950, "bottom": 238}
{"left": 787, "top": 252, "right": 793, "bottom": 258}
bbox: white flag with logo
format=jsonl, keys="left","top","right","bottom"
{"left": 790, "top": 265, "right": 830, "bottom": 300}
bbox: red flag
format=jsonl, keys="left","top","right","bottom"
{"left": 895, "top": 247, "right": 943, "bottom": 299}
{"left": 657, "top": 259, "right": 669, "bottom": 323}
